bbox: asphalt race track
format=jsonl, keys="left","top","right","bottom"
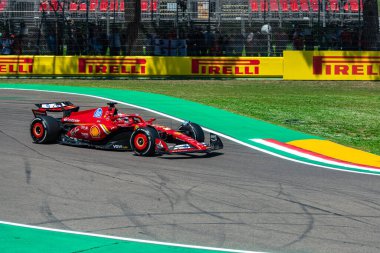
{"left": 1, "top": 90, "right": 380, "bottom": 253}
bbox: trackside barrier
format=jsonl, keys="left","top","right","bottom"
{"left": 1, "top": 53, "right": 379, "bottom": 80}
{"left": 283, "top": 51, "right": 380, "bottom": 80}
{"left": 0, "top": 56, "right": 283, "bottom": 78}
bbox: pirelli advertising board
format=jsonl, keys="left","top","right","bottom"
{"left": 0, "top": 56, "right": 283, "bottom": 78}
{"left": 284, "top": 51, "right": 380, "bottom": 80}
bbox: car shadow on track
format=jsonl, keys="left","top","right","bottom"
{"left": 157, "top": 152, "right": 224, "bottom": 160}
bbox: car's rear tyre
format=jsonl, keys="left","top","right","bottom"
{"left": 179, "top": 122, "right": 205, "bottom": 142}
{"left": 130, "top": 127, "right": 158, "bottom": 156}
{"left": 30, "top": 116, "right": 61, "bottom": 144}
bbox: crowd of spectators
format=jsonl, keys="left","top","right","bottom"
{"left": 0, "top": 23, "right": 369, "bottom": 56}
{"left": 291, "top": 25, "right": 363, "bottom": 51}
{"left": 145, "top": 25, "right": 366, "bottom": 57}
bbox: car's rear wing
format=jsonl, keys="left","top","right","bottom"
{"left": 32, "top": 101, "right": 79, "bottom": 117}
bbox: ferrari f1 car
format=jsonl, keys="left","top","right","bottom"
{"left": 30, "top": 101, "right": 223, "bottom": 156}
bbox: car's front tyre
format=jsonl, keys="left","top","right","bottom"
{"left": 130, "top": 127, "right": 158, "bottom": 156}
{"left": 178, "top": 122, "right": 205, "bottom": 142}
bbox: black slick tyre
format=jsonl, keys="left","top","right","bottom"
{"left": 130, "top": 127, "right": 158, "bottom": 156}
{"left": 179, "top": 122, "right": 205, "bottom": 142}
{"left": 30, "top": 116, "right": 61, "bottom": 144}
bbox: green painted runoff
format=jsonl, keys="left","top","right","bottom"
{"left": 0, "top": 223, "right": 255, "bottom": 253}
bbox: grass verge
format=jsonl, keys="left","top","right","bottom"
{"left": 1, "top": 78, "right": 379, "bottom": 156}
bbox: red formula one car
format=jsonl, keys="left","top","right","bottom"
{"left": 30, "top": 101, "right": 223, "bottom": 156}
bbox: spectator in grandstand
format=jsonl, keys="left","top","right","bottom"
{"left": 275, "top": 30, "right": 290, "bottom": 56}
{"left": 197, "top": 28, "right": 207, "bottom": 55}
{"left": 191, "top": 28, "right": 205, "bottom": 56}
{"left": 204, "top": 28, "right": 215, "bottom": 55}
{"left": 217, "top": 34, "right": 227, "bottom": 56}
{"left": 14, "top": 21, "right": 28, "bottom": 55}
{"left": 100, "top": 31, "right": 109, "bottom": 55}
{"left": 178, "top": 0, "right": 187, "bottom": 13}
{"left": 303, "top": 28, "right": 314, "bottom": 50}
{"left": 1, "top": 33, "right": 14, "bottom": 55}
{"left": 89, "top": 26, "right": 102, "bottom": 55}
{"left": 232, "top": 31, "right": 245, "bottom": 56}
{"left": 109, "top": 28, "right": 121, "bottom": 56}
{"left": 351, "top": 28, "right": 361, "bottom": 50}
{"left": 223, "top": 34, "right": 233, "bottom": 56}
{"left": 187, "top": 28, "right": 203, "bottom": 56}
{"left": 292, "top": 27, "right": 304, "bottom": 50}
{"left": 213, "top": 31, "right": 224, "bottom": 56}
{"left": 186, "top": 29, "right": 196, "bottom": 56}
{"left": 143, "top": 32, "right": 156, "bottom": 56}
{"left": 46, "top": 25, "right": 58, "bottom": 54}
{"left": 255, "top": 31, "right": 268, "bottom": 56}
{"left": 67, "top": 20, "right": 80, "bottom": 55}
{"left": 167, "top": 29, "right": 177, "bottom": 40}
{"left": 340, "top": 27, "right": 352, "bottom": 50}
{"left": 326, "top": 25, "right": 341, "bottom": 50}
{"left": 245, "top": 32, "right": 254, "bottom": 56}
{"left": 12, "top": 34, "right": 22, "bottom": 55}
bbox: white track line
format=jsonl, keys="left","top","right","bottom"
{"left": 0, "top": 221, "right": 265, "bottom": 253}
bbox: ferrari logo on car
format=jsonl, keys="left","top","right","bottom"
{"left": 90, "top": 125, "right": 101, "bottom": 138}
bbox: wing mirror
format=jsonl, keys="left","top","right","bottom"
{"left": 147, "top": 118, "right": 156, "bottom": 124}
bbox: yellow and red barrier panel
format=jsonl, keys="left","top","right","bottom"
{"left": 1, "top": 52, "right": 379, "bottom": 80}
{"left": 283, "top": 51, "right": 380, "bottom": 80}
{"left": 0, "top": 56, "right": 283, "bottom": 78}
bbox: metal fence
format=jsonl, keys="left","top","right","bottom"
{"left": 0, "top": 0, "right": 378, "bottom": 56}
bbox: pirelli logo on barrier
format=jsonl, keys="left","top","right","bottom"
{"left": 191, "top": 58, "right": 260, "bottom": 76}
{"left": 313, "top": 56, "right": 380, "bottom": 76}
{"left": 0, "top": 57, "right": 34, "bottom": 74}
{"left": 78, "top": 57, "right": 146, "bottom": 75}
{"left": 0, "top": 56, "right": 282, "bottom": 77}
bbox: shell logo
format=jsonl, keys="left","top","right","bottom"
{"left": 90, "top": 125, "right": 101, "bottom": 138}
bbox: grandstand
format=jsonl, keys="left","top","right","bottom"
{"left": 0, "top": 0, "right": 373, "bottom": 55}
{"left": 0, "top": 0, "right": 362, "bottom": 22}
